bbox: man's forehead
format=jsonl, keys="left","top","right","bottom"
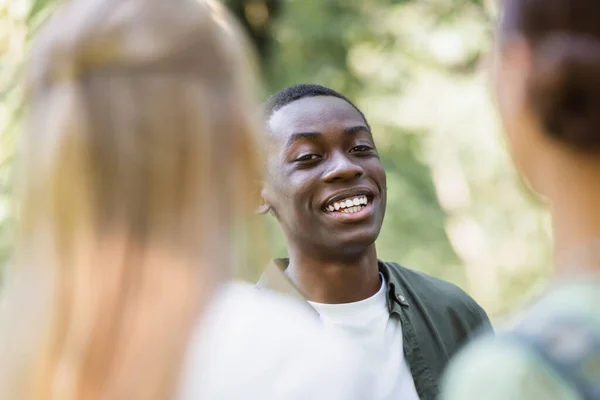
{"left": 267, "top": 96, "right": 366, "bottom": 140}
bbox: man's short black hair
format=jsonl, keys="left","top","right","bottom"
{"left": 264, "top": 84, "right": 370, "bottom": 129}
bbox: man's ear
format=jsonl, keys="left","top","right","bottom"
{"left": 256, "top": 187, "right": 271, "bottom": 215}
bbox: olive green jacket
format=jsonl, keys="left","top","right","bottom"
{"left": 257, "top": 258, "right": 492, "bottom": 399}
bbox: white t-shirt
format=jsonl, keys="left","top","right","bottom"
{"left": 308, "top": 274, "right": 420, "bottom": 400}
{"left": 177, "top": 282, "right": 370, "bottom": 400}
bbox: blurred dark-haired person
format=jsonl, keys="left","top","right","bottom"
{"left": 441, "top": 0, "right": 600, "bottom": 399}
{"left": 0, "top": 0, "right": 371, "bottom": 399}
{"left": 257, "top": 83, "right": 492, "bottom": 399}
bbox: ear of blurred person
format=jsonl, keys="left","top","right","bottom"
{"left": 0, "top": 0, "right": 371, "bottom": 399}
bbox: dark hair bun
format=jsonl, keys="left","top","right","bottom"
{"left": 528, "top": 33, "right": 600, "bottom": 151}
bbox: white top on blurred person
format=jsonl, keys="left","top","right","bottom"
{"left": 441, "top": 0, "right": 600, "bottom": 398}
{"left": 0, "top": 0, "right": 369, "bottom": 399}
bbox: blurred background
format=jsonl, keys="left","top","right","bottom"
{"left": 0, "top": 0, "right": 552, "bottom": 319}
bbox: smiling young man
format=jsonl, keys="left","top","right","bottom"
{"left": 257, "top": 84, "right": 492, "bottom": 399}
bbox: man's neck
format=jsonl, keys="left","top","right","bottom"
{"left": 284, "top": 245, "right": 381, "bottom": 304}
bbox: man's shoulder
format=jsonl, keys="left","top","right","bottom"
{"left": 382, "top": 261, "right": 490, "bottom": 329}
{"left": 383, "top": 261, "right": 480, "bottom": 307}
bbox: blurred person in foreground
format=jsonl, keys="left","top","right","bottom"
{"left": 441, "top": 0, "right": 600, "bottom": 398}
{"left": 0, "top": 0, "right": 370, "bottom": 399}
{"left": 257, "top": 83, "right": 492, "bottom": 399}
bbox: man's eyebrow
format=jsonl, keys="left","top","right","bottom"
{"left": 344, "top": 125, "right": 372, "bottom": 136}
{"left": 284, "top": 132, "right": 322, "bottom": 149}
{"left": 284, "top": 126, "right": 372, "bottom": 149}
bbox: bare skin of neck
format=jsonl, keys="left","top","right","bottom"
{"left": 546, "top": 156, "right": 600, "bottom": 276}
{"left": 284, "top": 244, "right": 381, "bottom": 304}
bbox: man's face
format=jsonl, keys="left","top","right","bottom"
{"left": 263, "top": 96, "right": 387, "bottom": 257}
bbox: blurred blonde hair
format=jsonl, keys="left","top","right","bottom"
{"left": 0, "top": 0, "right": 262, "bottom": 398}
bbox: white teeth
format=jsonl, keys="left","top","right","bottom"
{"left": 325, "top": 195, "right": 369, "bottom": 213}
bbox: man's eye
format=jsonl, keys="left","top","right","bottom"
{"left": 350, "top": 145, "right": 373, "bottom": 153}
{"left": 295, "top": 154, "right": 320, "bottom": 162}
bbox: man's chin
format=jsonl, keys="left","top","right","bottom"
{"left": 323, "top": 230, "right": 379, "bottom": 255}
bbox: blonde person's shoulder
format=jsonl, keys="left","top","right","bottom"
{"left": 440, "top": 336, "right": 580, "bottom": 400}
{"left": 178, "top": 282, "right": 369, "bottom": 400}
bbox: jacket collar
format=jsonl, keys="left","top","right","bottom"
{"left": 257, "top": 258, "right": 305, "bottom": 301}
{"left": 257, "top": 258, "right": 410, "bottom": 312}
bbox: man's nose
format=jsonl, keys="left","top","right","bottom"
{"left": 322, "top": 152, "right": 364, "bottom": 183}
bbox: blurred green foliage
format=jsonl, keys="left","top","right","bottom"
{"left": 0, "top": 0, "right": 552, "bottom": 317}
{"left": 227, "top": 0, "right": 552, "bottom": 318}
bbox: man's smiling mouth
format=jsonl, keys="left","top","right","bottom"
{"left": 323, "top": 195, "right": 369, "bottom": 214}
